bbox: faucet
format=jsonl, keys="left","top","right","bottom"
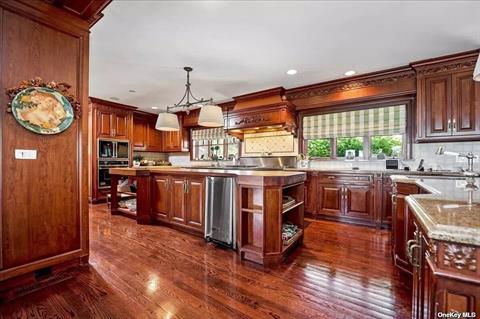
{"left": 436, "top": 146, "right": 479, "bottom": 206}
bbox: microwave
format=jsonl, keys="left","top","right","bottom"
{"left": 98, "top": 139, "right": 130, "bottom": 159}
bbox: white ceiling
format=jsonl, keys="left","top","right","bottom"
{"left": 90, "top": 1, "right": 480, "bottom": 113}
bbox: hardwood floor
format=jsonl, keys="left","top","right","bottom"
{"left": 0, "top": 204, "right": 411, "bottom": 318}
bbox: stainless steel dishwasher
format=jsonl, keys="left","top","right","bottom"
{"left": 204, "top": 176, "right": 236, "bottom": 249}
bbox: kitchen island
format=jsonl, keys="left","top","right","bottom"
{"left": 390, "top": 175, "right": 480, "bottom": 318}
{"left": 109, "top": 167, "right": 306, "bottom": 265}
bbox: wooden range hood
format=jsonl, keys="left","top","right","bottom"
{"left": 181, "top": 87, "right": 297, "bottom": 139}
{"left": 222, "top": 87, "right": 297, "bottom": 139}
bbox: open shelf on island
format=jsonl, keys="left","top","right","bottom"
{"left": 282, "top": 229, "right": 303, "bottom": 253}
{"left": 282, "top": 201, "right": 304, "bottom": 214}
{"left": 241, "top": 205, "right": 263, "bottom": 214}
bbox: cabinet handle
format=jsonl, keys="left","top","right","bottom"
{"left": 406, "top": 239, "right": 416, "bottom": 259}
{"left": 391, "top": 194, "right": 397, "bottom": 204}
{"left": 447, "top": 119, "right": 451, "bottom": 131}
{"left": 327, "top": 176, "right": 335, "bottom": 180}
{"left": 452, "top": 118, "right": 456, "bottom": 132}
{"left": 183, "top": 181, "right": 186, "bottom": 193}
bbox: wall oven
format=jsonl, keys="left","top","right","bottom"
{"left": 98, "top": 139, "right": 130, "bottom": 159}
{"left": 98, "top": 159, "right": 129, "bottom": 189}
{"left": 97, "top": 139, "right": 130, "bottom": 189}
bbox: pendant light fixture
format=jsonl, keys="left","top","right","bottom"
{"left": 474, "top": 53, "right": 480, "bottom": 82}
{"left": 155, "top": 67, "right": 224, "bottom": 131}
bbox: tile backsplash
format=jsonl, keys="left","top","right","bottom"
{"left": 242, "top": 131, "right": 298, "bottom": 157}
{"left": 307, "top": 141, "right": 480, "bottom": 171}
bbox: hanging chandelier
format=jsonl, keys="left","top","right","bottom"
{"left": 156, "top": 67, "right": 224, "bottom": 131}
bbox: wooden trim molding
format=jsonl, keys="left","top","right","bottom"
{"left": 287, "top": 66, "right": 417, "bottom": 110}
{"left": 287, "top": 67, "right": 415, "bottom": 100}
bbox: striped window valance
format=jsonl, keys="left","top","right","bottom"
{"left": 303, "top": 105, "right": 406, "bottom": 139}
{"left": 191, "top": 127, "right": 228, "bottom": 141}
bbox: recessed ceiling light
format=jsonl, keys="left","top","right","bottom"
{"left": 110, "top": 97, "right": 120, "bottom": 101}
{"left": 344, "top": 70, "right": 356, "bottom": 76}
{"left": 128, "top": 89, "right": 136, "bottom": 93}
{"left": 152, "top": 106, "right": 159, "bottom": 110}
{"left": 286, "top": 69, "right": 298, "bottom": 75}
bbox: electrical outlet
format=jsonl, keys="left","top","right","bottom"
{"left": 15, "top": 149, "right": 37, "bottom": 160}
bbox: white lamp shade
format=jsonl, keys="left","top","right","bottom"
{"left": 155, "top": 112, "right": 180, "bottom": 131}
{"left": 474, "top": 54, "right": 480, "bottom": 82}
{"left": 198, "top": 104, "right": 224, "bottom": 127}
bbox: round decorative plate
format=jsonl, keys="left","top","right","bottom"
{"left": 11, "top": 87, "right": 74, "bottom": 135}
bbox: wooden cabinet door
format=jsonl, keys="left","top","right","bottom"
{"left": 97, "top": 110, "right": 114, "bottom": 137}
{"left": 147, "top": 120, "right": 163, "bottom": 151}
{"left": 132, "top": 116, "right": 148, "bottom": 150}
{"left": 185, "top": 177, "right": 205, "bottom": 231}
{"left": 424, "top": 74, "right": 452, "bottom": 138}
{"left": 170, "top": 177, "right": 186, "bottom": 225}
{"left": 382, "top": 179, "right": 393, "bottom": 228}
{"left": 114, "top": 113, "right": 130, "bottom": 139}
{"left": 451, "top": 71, "right": 480, "bottom": 137}
{"left": 304, "top": 173, "right": 317, "bottom": 214}
{"left": 343, "top": 185, "right": 374, "bottom": 221}
{"left": 162, "top": 131, "right": 182, "bottom": 152}
{"left": 318, "top": 184, "right": 342, "bottom": 216}
{"left": 152, "top": 175, "right": 170, "bottom": 222}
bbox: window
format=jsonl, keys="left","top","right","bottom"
{"left": 303, "top": 105, "right": 407, "bottom": 159}
{"left": 336, "top": 137, "right": 364, "bottom": 158}
{"left": 371, "top": 135, "right": 403, "bottom": 158}
{"left": 191, "top": 128, "right": 240, "bottom": 161}
{"left": 307, "top": 139, "right": 331, "bottom": 158}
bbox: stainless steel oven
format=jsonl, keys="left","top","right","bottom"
{"left": 98, "top": 159, "right": 129, "bottom": 189}
{"left": 98, "top": 139, "right": 130, "bottom": 159}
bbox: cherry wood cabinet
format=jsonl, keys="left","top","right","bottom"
{"left": 304, "top": 172, "right": 318, "bottom": 214}
{"left": 344, "top": 185, "right": 374, "bottom": 220}
{"left": 93, "top": 101, "right": 132, "bottom": 140}
{"left": 185, "top": 177, "right": 205, "bottom": 230}
{"left": 391, "top": 181, "right": 421, "bottom": 286}
{"left": 318, "top": 184, "right": 343, "bottom": 216}
{"left": 170, "top": 177, "right": 187, "bottom": 225}
{"left": 132, "top": 116, "right": 148, "bottom": 150}
{"left": 146, "top": 118, "right": 163, "bottom": 152}
{"left": 316, "top": 174, "right": 376, "bottom": 226}
{"left": 409, "top": 211, "right": 480, "bottom": 319}
{"left": 413, "top": 51, "right": 480, "bottom": 142}
{"left": 151, "top": 174, "right": 205, "bottom": 233}
{"left": 151, "top": 175, "right": 170, "bottom": 222}
{"left": 381, "top": 177, "right": 393, "bottom": 229}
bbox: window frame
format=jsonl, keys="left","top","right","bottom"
{"left": 190, "top": 130, "right": 241, "bottom": 161}
{"left": 299, "top": 97, "right": 414, "bottom": 160}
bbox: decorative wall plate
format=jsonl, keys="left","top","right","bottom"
{"left": 11, "top": 87, "right": 74, "bottom": 134}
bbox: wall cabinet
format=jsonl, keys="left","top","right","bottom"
{"left": 95, "top": 104, "right": 132, "bottom": 139}
{"left": 151, "top": 174, "right": 205, "bottom": 233}
{"left": 413, "top": 52, "right": 480, "bottom": 142}
{"left": 133, "top": 113, "right": 186, "bottom": 152}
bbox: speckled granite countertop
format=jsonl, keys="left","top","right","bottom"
{"left": 392, "top": 175, "right": 480, "bottom": 246}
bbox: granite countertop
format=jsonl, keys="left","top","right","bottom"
{"left": 392, "top": 174, "right": 480, "bottom": 246}
{"left": 287, "top": 168, "right": 464, "bottom": 177}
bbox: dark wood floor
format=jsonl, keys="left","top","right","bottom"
{"left": 0, "top": 205, "right": 411, "bottom": 318}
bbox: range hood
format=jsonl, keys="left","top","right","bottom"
{"left": 222, "top": 87, "right": 297, "bottom": 138}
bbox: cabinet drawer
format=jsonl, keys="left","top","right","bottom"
{"left": 319, "top": 174, "right": 373, "bottom": 184}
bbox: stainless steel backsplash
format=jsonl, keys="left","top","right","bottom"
{"left": 239, "top": 156, "right": 297, "bottom": 168}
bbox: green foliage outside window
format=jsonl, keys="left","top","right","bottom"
{"left": 371, "top": 135, "right": 402, "bottom": 157}
{"left": 336, "top": 137, "right": 363, "bottom": 157}
{"left": 307, "top": 139, "right": 331, "bottom": 158}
